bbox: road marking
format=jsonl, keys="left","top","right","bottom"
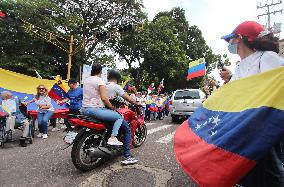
{"left": 147, "top": 125, "right": 173, "bottom": 135}
{"left": 146, "top": 122, "right": 156, "bottom": 127}
{"left": 156, "top": 131, "right": 175, "bottom": 144}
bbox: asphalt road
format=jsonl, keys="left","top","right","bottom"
{"left": 0, "top": 117, "right": 197, "bottom": 187}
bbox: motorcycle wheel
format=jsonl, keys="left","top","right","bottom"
{"left": 71, "top": 131, "right": 105, "bottom": 172}
{"left": 132, "top": 124, "right": 147, "bottom": 147}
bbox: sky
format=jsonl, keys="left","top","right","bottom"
{"left": 142, "top": 0, "right": 284, "bottom": 81}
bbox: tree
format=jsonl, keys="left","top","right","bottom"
{"left": 140, "top": 16, "right": 189, "bottom": 91}
{"left": 0, "top": 0, "right": 144, "bottom": 79}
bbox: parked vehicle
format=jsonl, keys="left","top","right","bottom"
{"left": 63, "top": 103, "right": 147, "bottom": 172}
{"left": 170, "top": 89, "right": 205, "bottom": 122}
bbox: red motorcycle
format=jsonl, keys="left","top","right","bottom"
{"left": 64, "top": 103, "right": 147, "bottom": 171}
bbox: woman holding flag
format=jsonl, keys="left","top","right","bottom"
{"left": 220, "top": 21, "right": 284, "bottom": 186}
{"left": 174, "top": 21, "right": 284, "bottom": 187}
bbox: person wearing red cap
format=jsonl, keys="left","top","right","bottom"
{"left": 220, "top": 21, "right": 284, "bottom": 186}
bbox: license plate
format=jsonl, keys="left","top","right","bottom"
{"left": 63, "top": 131, "right": 78, "bottom": 144}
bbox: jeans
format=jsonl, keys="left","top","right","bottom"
{"left": 120, "top": 121, "right": 131, "bottom": 158}
{"left": 239, "top": 143, "right": 284, "bottom": 187}
{"left": 64, "top": 109, "right": 80, "bottom": 130}
{"left": 37, "top": 111, "right": 54, "bottom": 134}
{"left": 81, "top": 107, "right": 123, "bottom": 136}
{"left": 50, "top": 118, "right": 57, "bottom": 128}
{"left": 81, "top": 107, "right": 131, "bottom": 158}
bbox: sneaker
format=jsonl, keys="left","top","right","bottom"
{"left": 51, "top": 127, "right": 60, "bottom": 132}
{"left": 61, "top": 125, "right": 67, "bottom": 129}
{"left": 107, "top": 137, "right": 123, "bottom": 146}
{"left": 37, "top": 133, "right": 43, "bottom": 138}
{"left": 121, "top": 156, "right": 139, "bottom": 165}
{"left": 42, "top": 134, "right": 48, "bottom": 139}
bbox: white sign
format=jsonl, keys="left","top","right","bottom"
{"left": 81, "top": 64, "right": 109, "bottom": 83}
{"left": 101, "top": 67, "right": 109, "bottom": 83}
{"left": 82, "top": 64, "right": 92, "bottom": 82}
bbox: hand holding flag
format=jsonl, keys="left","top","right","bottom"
{"left": 48, "top": 77, "right": 68, "bottom": 103}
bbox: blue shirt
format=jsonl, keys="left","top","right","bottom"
{"left": 67, "top": 87, "right": 83, "bottom": 110}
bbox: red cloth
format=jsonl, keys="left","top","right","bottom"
{"left": 28, "top": 109, "right": 69, "bottom": 119}
{"left": 174, "top": 121, "right": 255, "bottom": 187}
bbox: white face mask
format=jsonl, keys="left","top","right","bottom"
{"left": 228, "top": 43, "right": 238, "bottom": 54}
{"left": 228, "top": 39, "right": 239, "bottom": 54}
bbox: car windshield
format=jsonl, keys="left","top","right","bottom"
{"left": 174, "top": 90, "right": 200, "bottom": 100}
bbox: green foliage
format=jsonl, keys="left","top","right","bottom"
{"left": 0, "top": 1, "right": 230, "bottom": 91}
{"left": 0, "top": 0, "right": 143, "bottom": 79}
{"left": 113, "top": 7, "right": 231, "bottom": 91}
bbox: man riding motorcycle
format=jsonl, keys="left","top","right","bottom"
{"left": 106, "top": 69, "right": 142, "bottom": 164}
{"left": 81, "top": 64, "right": 139, "bottom": 165}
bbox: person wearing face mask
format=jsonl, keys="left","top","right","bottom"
{"left": 220, "top": 21, "right": 284, "bottom": 187}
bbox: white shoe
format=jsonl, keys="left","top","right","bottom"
{"left": 61, "top": 125, "right": 67, "bottom": 129}
{"left": 42, "top": 134, "right": 48, "bottom": 139}
{"left": 107, "top": 137, "right": 123, "bottom": 146}
{"left": 51, "top": 127, "right": 60, "bottom": 132}
{"left": 37, "top": 133, "right": 42, "bottom": 138}
{"left": 121, "top": 157, "right": 139, "bottom": 165}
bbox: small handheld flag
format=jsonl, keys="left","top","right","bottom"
{"left": 187, "top": 58, "right": 206, "bottom": 80}
{"left": 48, "top": 77, "right": 68, "bottom": 103}
{"left": 122, "top": 80, "right": 131, "bottom": 91}
{"left": 157, "top": 78, "right": 164, "bottom": 94}
{"left": 148, "top": 83, "right": 155, "bottom": 93}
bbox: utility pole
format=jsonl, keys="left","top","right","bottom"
{"left": 257, "top": 0, "right": 283, "bottom": 30}
{"left": 22, "top": 21, "right": 85, "bottom": 80}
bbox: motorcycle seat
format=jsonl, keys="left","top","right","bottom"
{"left": 72, "top": 115, "right": 112, "bottom": 126}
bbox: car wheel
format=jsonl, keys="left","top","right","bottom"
{"left": 171, "top": 115, "right": 179, "bottom": 123}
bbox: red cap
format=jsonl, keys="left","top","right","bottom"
{"left": 221, "top": 21, "right": 265, "bottom": 42}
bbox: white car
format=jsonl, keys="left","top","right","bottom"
{"left": 170, "top": 89, "right": 205, "bottom": 122}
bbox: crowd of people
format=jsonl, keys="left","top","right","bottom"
{"left": 0, "top": 65, "right": 171, "bottom": 165}
{"left": 1, "top": 19, "right": 284, "bottom": 185}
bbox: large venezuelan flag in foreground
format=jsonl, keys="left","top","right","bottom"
{"left": 174, "top": 67, "right": 284, "bottom": 187}
{"left": 0, "top": 68, "right": 68, "bottom": 110}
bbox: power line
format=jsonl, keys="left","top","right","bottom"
{"left": 257, "top": 0, "right": 283, "bottom": 30}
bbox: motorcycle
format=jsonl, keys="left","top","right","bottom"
{"left": 63, "top": 101, "right": 147, "bottom": 172}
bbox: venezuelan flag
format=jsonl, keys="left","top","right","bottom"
{"left": 174, "top": 67, "right": 284, "bottom": 186}
{"left": 0, "top": 105, "right": 10, "bottom": 114}
{"left": 187, "top": 58, "right": 206, "bottom": 80}
{"left": 148, "top": 83, "right": 155, "bottom": 91}
{"left": 0, "top": 68, "right": 68, "bottom": 110}
{"left": 157, "top": 78, "right": 164, "bottom": 93}
{"left": 48, "top": 83, "right": 68, "bottom": 102}
{"left": 122, "top": 80, "right": 130, "bottom": 91}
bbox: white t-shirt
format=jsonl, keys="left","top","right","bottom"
{"left": 106, "top": 82, "right": 125, "bottom": 99}
{"left": 35, "top": 95, "right": 54, "bottom": 112}
{"left": 231, "top": 51, "right": 284, "bottom": 81}
{"left": 82, "top": 76, "right": 106, "bottom": 108}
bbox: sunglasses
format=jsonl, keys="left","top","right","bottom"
{"left": 38, "top": 88, "right": 46, "bottom": 90}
